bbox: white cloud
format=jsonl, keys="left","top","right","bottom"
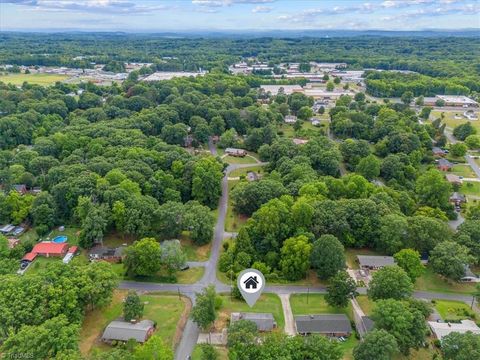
{"left": 2, "top": 0, "right": 168, "bottom": 14}
{"left": 381, "top": 1, "right": 397, "bottom": 8}
{"left": 252, "top": 5, "right": 272, "bottom": 13}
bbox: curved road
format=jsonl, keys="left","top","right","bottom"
{"left": 119, "top": 144, "right": 477, "bottom": 359}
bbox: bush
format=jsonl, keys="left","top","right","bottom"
{"left": 36, "top": 224, "right": 49, "bottom": 237}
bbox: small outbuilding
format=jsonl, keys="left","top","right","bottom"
{"left": 230, "top": 312, "right": 277, "bottom": 332}
{"left": 295, "top": 314, "right": 352, "bottom": 337}
{"left": 102, "top": 319, "right": 155, "bottom": 344}
{"left": 89, "top": 246, "right": 125, "bottom": 263}
{"left": 225, "top": 148, "right": 247, "bottom": 157}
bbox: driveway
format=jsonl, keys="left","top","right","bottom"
{"left": 279, "top": 294, "right": 295, "bottom": 336}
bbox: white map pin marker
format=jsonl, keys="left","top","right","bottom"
{"left": 237, "top": 268, "right": 265, "bottom": 307}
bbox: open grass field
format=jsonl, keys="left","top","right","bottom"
{"left": 461, "top": 181, "right": 480, "bottom": 196}
{"left": 450, "top": 164, "right": 476, "bottom": 178}
{"left": 223, "top": 154, "right": 258, "bottom": 165}
{"left": 415, "top": 266, "right": 476, "bottom": 294}
{"left": 216, "top": 293, "right": 285, "bottom": 330}
{"left": 228, "top": 165, "right": 265, "bottom": 178}
{"left": 434, "top": 299, "right": 477, "bottom": 321}
{"left": 431, "top": 110, "right": 480, "bottom": 132}
{"left": 0, "top": 73, "right": 68, "bottom": 86}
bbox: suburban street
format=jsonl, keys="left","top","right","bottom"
{"left": 118, "top": 144, "right": 478, "bottom": 360}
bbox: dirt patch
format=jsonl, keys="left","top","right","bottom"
{"left": 173, "top": 296, "right": 192, "bottom": 347}
{"left": 214, "top": 310, "right": 231, "bottom": 332}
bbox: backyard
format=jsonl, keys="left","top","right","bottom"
{"left": 434, "top": 299, "right": 477, "bottom": 322}
{"left": 414, "top": 266, "right": 477, "bottom": 294}
{"left": 80, "top": 291, "right": 189, "bottom": 356}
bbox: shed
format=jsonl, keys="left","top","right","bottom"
{"left": 295, "top": 314, "right": 352, "bottom": 337}
{"left": 230, "top": 312, "right": 277, "bottom": 332}
{"left": 102, "top": 319, "right": 155, "bottom": 343}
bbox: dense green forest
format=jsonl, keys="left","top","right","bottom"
{"left": 1, "top": 33, "right": 479, "bottom": 78}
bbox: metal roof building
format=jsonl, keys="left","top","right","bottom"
{"left": 102, "top": 320, "right": 155, "bottom": 343}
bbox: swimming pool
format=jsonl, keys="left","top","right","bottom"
{"left": 52, "top": 235, "right": 68, "bottom": 243}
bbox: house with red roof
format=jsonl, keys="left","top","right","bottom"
{"left": 22, "top": 252, "right": 37, "bottom": 262}
{"left": 31, "top": 242, "right": 69, "bottom": 257}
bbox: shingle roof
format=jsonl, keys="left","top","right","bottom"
{"left": 295, "top": 314, "right": 352, "bottom": 334}
{"left": 357, "top": 255, "right": 395, "bottom": 268}
{"left": 102, "top": 320, "right": 155, "bottom": 343}
{"left": 230, "top": 312, "right": 276, "bottom": 331}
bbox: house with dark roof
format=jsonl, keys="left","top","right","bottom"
{"left": 230, "top": 312, "right": 277, "bottom": 331}
{"left": 295, "top": 314, "right": 352, "bottom": 337}
{"left": 89, "top": 246, "right": 125, "bottom": 263}
{"left": 437, "top": 158, "right": 453, "bottom": 171}
{"left": 432, "top": 147, "right": 447, "bottom": 157}
{"left": 13, "top": 184, "right": 27, "bottom": 195}
{"left": 357, "top": 255, "right": 395, "bottom": 270}
{"left": 450, "top": 192, "right": 467, "bottom": 205}
{"left": 102, "top": 319, "right": 155, "bottom": 344}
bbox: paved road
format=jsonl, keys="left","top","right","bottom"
{"left": 279, "top": 294, "right": 295, "bottom": 336}
{"left": 119, "top": 142, "right": 479, "bottom": 358}
{"left": 466, "top": 155, "right": 480, "bottom": 178}
{"left": 174, "top": 160, "right": 268, "bottom": 359}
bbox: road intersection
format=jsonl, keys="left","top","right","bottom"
{"left": 119, "top": 148, "right": 477, "bottom": 359}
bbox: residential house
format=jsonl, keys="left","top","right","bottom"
{"left": 102, "top": 320, "right": 155, "bottom": 344}
{"left": 445, "top": 174, "right": 462, "bottom": 186}
{"left": 449, "top": 192, "right": 467, "bottom": 206}
{"left": 357, "top": 255, "right": 395, "bottom": 270}
{"left": 310, "top": 117, "right": 321, "bottom": 126}
{"left": 428, "top": 320, "right": 480, "bottom": 341}
{"left": 295, "top": 314, "right": 352, "bottom": 337}
{"left": 432, "top": 147, "right": 447, "bottom": 157}
{"left": 13, "top": 184, "right": 27, "bottom": 195}
{"left": 225, "top": 148, "right": 247, "bottom": 157}
{"left": 31, "top": 242, "right": 69, "bottom": 257}
{"left": 284, "top": 115, "right": 298, "bottom": 124}
{"left": 230, "top": 312, "right": 277, "bottom": 332}
{"left": 437, "top": 158, "right": 453, "bottom": 171}
{"left": 461, "top": 265, "right": 479, "bottom": 282}
{"left": 89, "top": 246, "right": 125, "bottom": 263}
{"left": 21, "top": 252, "right": 37, "bottom": 263}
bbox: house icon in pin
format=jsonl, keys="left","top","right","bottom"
{"left": 243, "top": 276, "right": 259, "bottom": 289}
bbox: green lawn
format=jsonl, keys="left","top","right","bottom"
{"left": 228, "top": 165, "right": 265, "bottom": 178}
{"left": 80, "top": 291, "right": 188, "bottom": 355}
{"left": 218, "top": 293, "right": 285, "bottom": 329}
{"left": 290, "top": 294, "right": 353, "bottom": 319}
{"left": 461, "top": 181, "right": 480, "bottom": 196}
{"left": 46, "top": 227, "right": 81, "bottom": 246}
{"left": 432, "top": 110, "right": 480, "bottom": 132}
{"left": 19, "top": 228, "right": 39, "bottom": 243}
{"left": 415, "top": 266, "right": 476, "bottom": 294}
{"left": 450, "top": 164, "right": 476, "bottom": 178}
{"left": 0, "top": 73, "right": 68, "bottom": 86}
{"left": 225, "top": 180, "right": 248, "bottom": 232}
{"left": 223, "top": 154, "right": 258, "bottom": 165}
{"left": 25, "top": 256, "right": 61, "bottom": 275}
{"left": 434, "top": 300, "right": 477, "bottom": 322}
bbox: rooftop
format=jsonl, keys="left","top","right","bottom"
{"left": 32, "top": 242, "right": 69, "bottom": 255}
{"left": 102, "top": 319, "right": 155, "bottom": 343}
{"left": 436, "top": 95, "right": 478, "bottom": 105}
{"left": 230, "top": 312, "right": 276, "bottom": 331}
{"left": 295, "top": 314, "right": 352, "bottom": 334}
{"left": 357, "top": 255, "right": 395, "bottom": 268}
{"left": 428, "top": 320, "right": 480, "bottom": 340}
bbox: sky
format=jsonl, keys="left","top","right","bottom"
{"left": 0, "top": 0, "right": 479, "bottom": 32}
